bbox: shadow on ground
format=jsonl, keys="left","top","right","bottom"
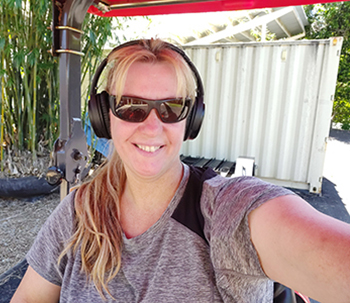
{"left": 289, "top": 177, "right": 350, "bottom": 224}
{"left": 329, "top": 128, "right": 350, "bottom": 145}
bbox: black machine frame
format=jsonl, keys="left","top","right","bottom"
{"left": 48, "top": 0, "right": 95, "bottom": 198}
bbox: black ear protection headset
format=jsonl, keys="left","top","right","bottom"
{"left": 88, "top": 39, "right": 205, "bottom": 141}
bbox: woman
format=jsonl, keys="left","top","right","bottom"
{"left": 11, "top": 39, "right": 350, "bottom": 302}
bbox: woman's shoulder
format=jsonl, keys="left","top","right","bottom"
{"left": 206, "top": 173, "right": 291, "bottom": 196}
{"left": 202, "top": 173, "right": 294, "bottom": 214}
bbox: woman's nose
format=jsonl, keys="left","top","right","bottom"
{"left": 139, "top": 109, "right": 163, "bottom": 134}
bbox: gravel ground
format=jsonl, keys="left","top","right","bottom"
{"left": 0, "top": 128, "right": 349, "bottom": 278}
{"left": 0, "top": 193, "right": 60, "bottom": 275}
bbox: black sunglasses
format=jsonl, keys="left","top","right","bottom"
{"left": 109, "top": 96, "right": 192, "bottom": 123}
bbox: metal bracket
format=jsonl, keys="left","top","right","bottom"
{"left": 55, "top": 25, "right": 84, "bottom": 34}
{"left": 53, "top": 26, "right": 85, "bottom": 56}
{"left": 51, "top": 2, "right": 86, "bottom": 57}
{"left": 64, "top": 118, "right": 89, "bottom": 184}
{"left": 56, "top": 49, "right": 85, "bottom": 56}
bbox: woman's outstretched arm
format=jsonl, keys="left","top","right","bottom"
{"left": 249, "top": 194, "right": 350, "bottom": 303}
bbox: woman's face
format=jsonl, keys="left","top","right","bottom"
{"left": 110, "top": 60, "right": 186, "bottom": 180}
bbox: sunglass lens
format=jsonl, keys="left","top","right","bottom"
{"left": 115, "top": 98, "right": 148, "bottom": 122}
{"left": 159, "top": 99, "right": 189, "bottom": 123}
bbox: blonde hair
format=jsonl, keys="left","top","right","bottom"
{"left": 107, "top": 39, "right": 197, "bottom": 104}
{"left": 59, "top": 38, "right": 197, "bottom": 299}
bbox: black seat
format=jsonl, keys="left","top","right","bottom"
{"left": 0, "top": 259, "right": 28, "bottom": 303}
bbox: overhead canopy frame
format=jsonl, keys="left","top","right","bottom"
{"left": 88, "top": 0, "right": 339, "bottom": 17}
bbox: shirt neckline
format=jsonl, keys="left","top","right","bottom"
{"left": 121, "top": 164, "right": 190, "bottom": 247}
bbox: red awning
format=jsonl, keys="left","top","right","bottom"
{"left": 88, "top": 0, "right": 339, "bottom": 17}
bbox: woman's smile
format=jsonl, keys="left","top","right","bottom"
{"left": 134, "top": 144, "right": 163, "bottom": 153}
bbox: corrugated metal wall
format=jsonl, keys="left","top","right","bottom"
{"left": 181, "top": 38, "right": 343, "bottom": 193}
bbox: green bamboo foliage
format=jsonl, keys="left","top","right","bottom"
{"left": 0, "top": 0, "right": 117, "bottom": 170}
{"left": 1, "top": 56, "right": 5, "bottom": 171}
{"left": 0, "top": 0, "right": 58, "bottom": 162}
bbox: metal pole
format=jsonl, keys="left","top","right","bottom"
{"left": 47, "top": 0, "right": 93, "bottom": 198}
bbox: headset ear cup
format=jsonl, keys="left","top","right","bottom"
{"left": 184, "top": 96, "right": 205, "bottom": 141}
{"left": 88, "top": 91, "right": 111, "bottom": 139}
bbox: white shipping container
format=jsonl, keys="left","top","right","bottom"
{"left": 181, "top": 38, "right": 343, "bottom": 193}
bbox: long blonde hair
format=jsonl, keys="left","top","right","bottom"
{"left": 59, "top": 39, "right": 197, "bottom": 299}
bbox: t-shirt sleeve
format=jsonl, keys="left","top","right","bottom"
{"left": 26, "top": 191, "right": 76, "bottom": 286}
{"left": 202, "top": 176, "right": 294, "bottom": 300}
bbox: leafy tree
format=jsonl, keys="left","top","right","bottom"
{"left": 304, "top": 2, "right": 350, "bottom": 130}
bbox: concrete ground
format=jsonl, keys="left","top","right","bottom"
{"left": 323, "top": 129, "right": 350, "bottom": 215}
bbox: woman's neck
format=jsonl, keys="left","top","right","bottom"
{"left": 120, "top": 162, "right": 184, "bottom": 238}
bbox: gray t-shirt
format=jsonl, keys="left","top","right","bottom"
{"left": 26, "top": 164, "right": 293, "bottom": 302}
